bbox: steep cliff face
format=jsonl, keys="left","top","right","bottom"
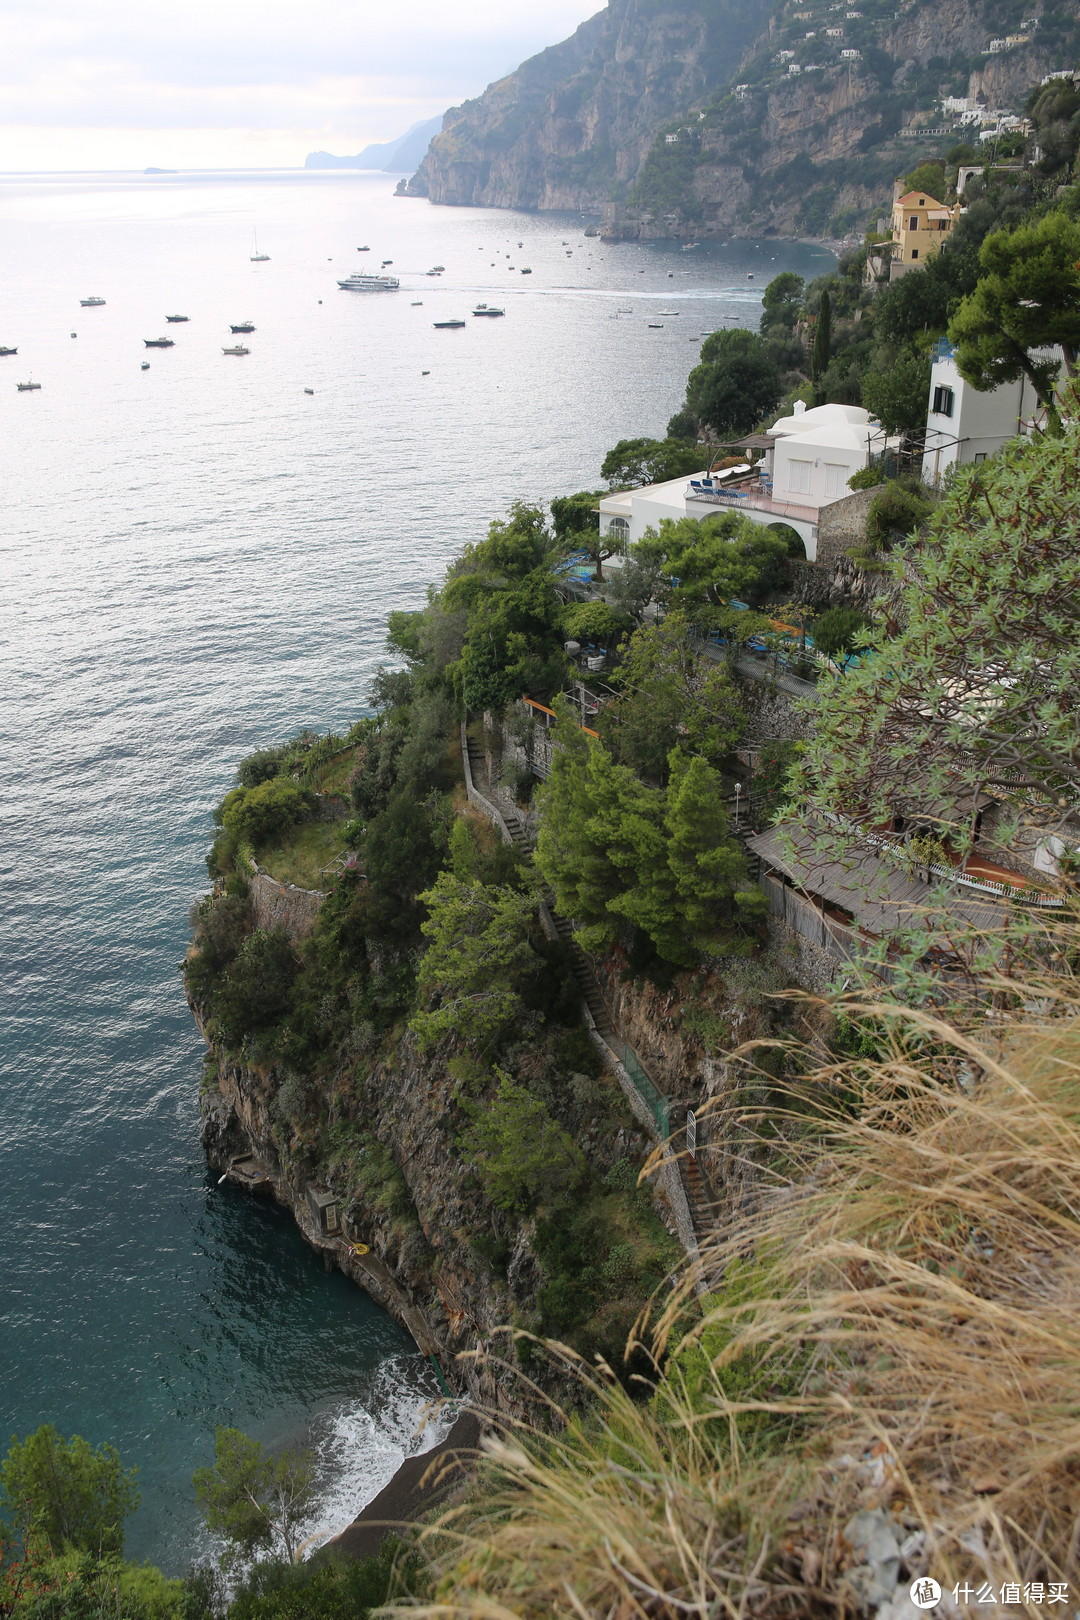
{"left": 404, "top": 0, "right": 772, "bottom": 209}
{"left": 405, "top": 0, "right": 1078, "bottom": 235}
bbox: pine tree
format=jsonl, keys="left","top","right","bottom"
{"left": 665, "top": 751, "right": 764, "bottom": 957}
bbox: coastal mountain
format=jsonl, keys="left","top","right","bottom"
{"left": 305, "top": 115, "right": 442, "bottom": 172}
{"left": 402, "top": 0, "right": 1080, "bottom": 235}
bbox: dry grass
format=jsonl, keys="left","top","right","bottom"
{"left": 386, "top": 974, "right": 1080, "bottom": 1618}
{"left": 258, "top": 819, "right": 346, "bottom": 889}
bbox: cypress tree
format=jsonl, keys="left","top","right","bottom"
{"left": 812, "top": 290, "right": 831, "bottom": 405}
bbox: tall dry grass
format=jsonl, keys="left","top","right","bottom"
{"left": 389, "top": 977, "right": 1080, "bottom": 1618}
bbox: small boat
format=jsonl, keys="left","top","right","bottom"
{"left": 338, "top": 273, "right": 399, "bottom": 291}
{"left": 143, "top": 336, "right": 175, "bottom": 347}
{"left": 517, "top": 241, "right": 523, "bottom": 247}
{"left": 165, "top": 314, "right": 189, "bottom": 322}
{"left": 433, "top": 319, "right": 466, "bottom": 329}
{"left": 648, "top": 322, "right": 664, "bottom": 329}
{"left": 80, "top": 296, "right": 106, "bottom": 307}
{"left": 71, "top": 332, "right": 77, "bottom": 338}
{"left": 222, "top": 344, "right": 250, "bottom": 356}
{"left": 230, "top": 321, "right": 255, "bottom": 333}
{"left": 422, "top": 369, "right": 430, "bottom": 375}
{"left": 16, "top": 380, "right": 41, "bottom": 390}
{"left": 304, "top": 387, "right": 314, "bottom": 395}
{"left": 658, "top": 310, "right": 680, "bottom": 316}
{"left": 141, "top": 361, "right": 151, "bottom": 370}
{"left": 432, "top": 264, "right": 445, "bottom": 272}
{"left": 425, "top": 268, "right": 442, "bottom": 276}
{"left": 411, "top": 301, "right": 423, "bottom": 306}
{"left": 250, "top": 230, "right": 269, "bottom": 262}
{"left": 520, "top": 267, "right": 532, "bottom": 274}
{"left": 357, "top": 245, "right": 370, "bottom": 251}
{"left": 0, "top": 346, "right": 17, "bottom": 356}
{"left": 472, "top": 305, "right": 505, "bottom": 316}
{"left": 381, "top": 259, "right": 393, "bottom": 266}
{"left": 747, "top": 272, "right": 754, "bottom": 279}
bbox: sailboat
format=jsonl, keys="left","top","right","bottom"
{"left": 250, "top": 230, "right": 270, "bottom": 263}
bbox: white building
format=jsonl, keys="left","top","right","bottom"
{"left": 596, "top": 402, "right": 889, "bottom": 563}
{"left": 920, "top": 338, "right": 1058, "bottom": 482}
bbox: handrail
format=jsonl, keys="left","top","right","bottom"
{"left": 822, "top": 813, "right": 1065, "bottom": 908}
{"left": 523, "top": 695, "right": 599, "bottom": 738}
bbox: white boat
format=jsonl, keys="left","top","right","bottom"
{"left": 250, "top": 230, "right": 270, "bottom": 262}
{"left": 80, "top": 296, "right": 106, "bottom": 307}
{"left": 337, "top": 272, "right": 400, "bottom": 291}
{"left": 222, "top": 344, "right": 250, "bottom": 355}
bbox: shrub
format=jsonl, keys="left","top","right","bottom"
{"left": 865, "top": 479, "right": 935, "bottom": 552}
{"left": 847, "top": 462, "right": 885, "bottom": 491}
{"left": 215, "top": 929, "right": 298, "bottom": 1046}
{"left": 459, "top": 1075, "right": 586, "bottom": 1213}
{"left": 236, "top": 748, "right": 286, "bottom": 789}
{"left": 219, "top": 778, "right": 311, "bottom": 848}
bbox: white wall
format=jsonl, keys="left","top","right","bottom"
{"left": 921, "top": 352, "right": 1030, "bottom": 482}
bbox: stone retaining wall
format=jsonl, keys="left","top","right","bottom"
{"left": 249, "top": 866, "right": 325, "bottom": 940}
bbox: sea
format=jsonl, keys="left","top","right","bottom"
{"left": 0, "top": 166, "right": 834, "bottom": 1572}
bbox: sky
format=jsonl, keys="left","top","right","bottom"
{"left": 0, "top": 0, "right": 605, "bottom": 171}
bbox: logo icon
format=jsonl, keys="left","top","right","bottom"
{"left": 909, "top": 1577, "right": 941, "bottom": 1609}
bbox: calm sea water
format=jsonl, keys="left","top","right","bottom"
{"left": 0, "top": 167, "right": 833, "bottom": 1570}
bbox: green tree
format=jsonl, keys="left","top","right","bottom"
{"left": 535, "top": 711, "right": 654, "bottom": 952}
{"left": 446, "top": 502, "right": 552, "bottom": 585}
{"left": 636, "top": 513, "right": 792, "bottom": 613}
{"left": 904, "top": 161, "right": 946, "bottom": 199}
{"left": 759, "top": 272, "right": 804, "bottom": 333}
{"left": 561, "top": 600, "right": 629, "bottom": 644}
{"left": 451, "top": 570, "right": 565, "bottom": 710}
{"left": 219, "top": 779, "right": 310, "bottom": 849}
{"left": 598, "top": 612, "right": 745, "bottom": 781}
{"left": 192, "top": 1428, "right": 315, "bottom": 1569}
{"left": 865, "top": 481, "right": 935, "bottom": 552}
{"left": 550, "top": 490, "right": 622, "bottom": 582}
{"left": 685, "top": 330, "right": 782, "bottom": 439}
{"left": 948, "top": 212, "right": 1080, "bottom": 436}
{"left": 215, "top": 928, "right": 298, "bottom": 1045}
{"left": 811, "top": 290, "right": 831, "bottom": 406}
{"left": 812, "top": 606, "right": 867, "bottom": 671}
{"left": 0, "top": 1426, "right": 139, "bottom": 1556}
{"left": 860, "top": 347, "right": 932, "bottom": 435}
{"left": 459, "top": 1074, "right": 586, "bottom": 1212}
{"left": 411, "top": 874, "right": 537, "bottom": 1050}
{"left": 599, "top": 438, "right": 702, "bottom": 491}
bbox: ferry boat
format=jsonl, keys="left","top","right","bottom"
{"left": 337, "top": 272, "right": 400, "bottom": 292}
{"left": 80, "top": 296, "right": 106, "bottom": 307}
{"left": 143, "top": 336, "right": 175, "bottom": 347}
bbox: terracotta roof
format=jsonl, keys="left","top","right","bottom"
{"left": 894, "top": 190, "right": 947, "bottom": 208}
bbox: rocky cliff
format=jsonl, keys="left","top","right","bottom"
{"left": 402, "top": 0, "right": 772, "bottom": 210}
{"left": 403, "top": 0, "right": 1080, "bottom": 236}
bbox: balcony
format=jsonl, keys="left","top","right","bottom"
{"left": 686, "top": 477, "right": 820, "bottom": 525}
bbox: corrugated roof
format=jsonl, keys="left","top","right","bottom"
{"left": 748, "top": 823, "right": 1008, "bottom": 936}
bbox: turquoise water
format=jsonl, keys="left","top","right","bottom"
{"left": 0, "top": 167, "right": 833, "bottom": 1570}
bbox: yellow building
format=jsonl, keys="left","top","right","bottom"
{"left": 889, "top": 189, "right": 956, "bottom": 279}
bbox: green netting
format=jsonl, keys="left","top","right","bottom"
{"left": 621, "top": 1044, "right": 670, "bottom": 1139}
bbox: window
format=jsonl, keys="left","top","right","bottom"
{"left": 911, "top": 249, "right": 919, "bottom": 260}
{"left": 788, "top": 458, "right": 812, "bottom": 495}
{"left": 909, "top": 214, "right": 919, "bottom": 229}
{"left": 823, "top": 462, "right": 846, "bottom": 497}
{"left": 932, "top": 384, "right": 954, "bottom": 417}
{"left": 974, "top": 452, "right": 987, "bottom": 464}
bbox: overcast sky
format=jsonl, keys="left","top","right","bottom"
{"left": 0, "top": 0, "right": 605, "bottom": 171}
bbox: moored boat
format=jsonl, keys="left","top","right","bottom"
{"left": 230, "top": 321, "right": 255, "bottom": 333}
{"left": 222, "top": 344, "right": 250, "bottom": 356}
{"left": 0, "top": 346, "right": 17, "bottom": 356}
{"left": 143, "top": 336, "right": 175, "bottom": 347}
{"left": 433, "top": 319, "right": 466, "bottom": 329}
{"left": 16, "top": 380, "right": 41, "bottom": 390}
{"left": 80, "top": 296, "right": 106, "bottom": 307}
{"left": 472, "top": 306, "right": 505, "bottom": 316}
{"left": 164, "top": 314, "right": 189, "bottom": 322}
{"left": 250, "top": 229, "right": 269, "bottom": 262}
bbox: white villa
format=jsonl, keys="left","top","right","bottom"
{"left": 598, "top": 402, "right": 888, "bottom": 563}
{"left": 921, "top": 338, "right": 1060, "bottom": 482}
